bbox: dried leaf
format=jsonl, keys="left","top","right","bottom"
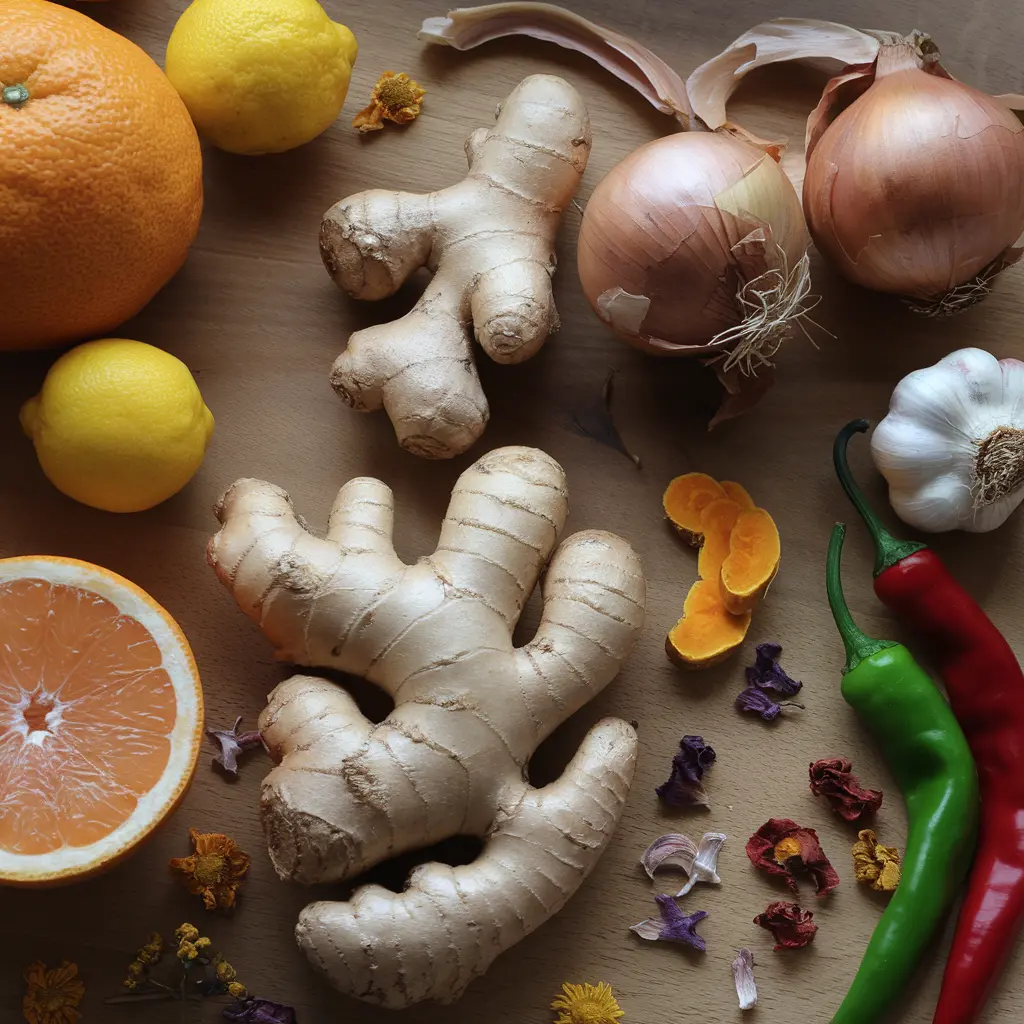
{"left": 419, "top": 3, "right": 691, "bottom": 124}
{"left": 571, "top": 370, "right": 641, "bottom": 467}
{"left": 731, "top": 948, "right": 758, "bottom": 1010}
{"left": 686, "top": 18, "right": 896, "bottom": 130}
{"left": 640, "top": 833, "right": 697, "bottom": 882}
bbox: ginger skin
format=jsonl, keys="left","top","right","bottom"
{"left": 320, "top": 75, "right": 592, "bottom": 459}
{"left": 207, "top": 447, "right": 645, "bottom": 1007}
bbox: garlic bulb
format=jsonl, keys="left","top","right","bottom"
{"left": 871, "top": 348, "right": 1024, "bottom": 533}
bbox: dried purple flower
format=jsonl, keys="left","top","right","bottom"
{"left": 746, "top": 642, "right": 802, "bottom": 696}
{"left": 809, "top": 758, "right": 883, "bottom": 821}
{"left": 223, "top": 997, "right": 297, "bottom": 1023}
{"left": 735, "top": 686, "right": 804, "bottom": 721}
{"left": 631, "top": 895, "right": 708, "bottom": 951}
{"left": 641, "top": 833, "right": 697, "bottom": 882}
{"left": 677, "top": 832, "right": 726, "bottom": 896}
{"left": 731, "top": 948, "right": 757, "bottom": 1010}
{"left": 656, "top": 735, "right": 716, "bottom": 808}
{"left": 207, "top": 717, "right": 265, "bottom": 776}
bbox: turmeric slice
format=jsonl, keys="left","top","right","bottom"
{"left": 666, "top": 579, "right": 751, "bottom": 669}
{"left": 721, "top": 481, "right": 755, "bottom": 510}
{"left": 721, "top": 508, "right": 781, "bottom": 614}
{"left": 696, "top": 498, "right": 743, "bottom": 592}
{"left": 663, "top": 473, "right": 726, "bottom": 544}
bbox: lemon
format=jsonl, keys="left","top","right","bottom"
{"left": 20, "top": 339, "right": 215, "bottom": 513}
{"left": 165, "top": 0, "right": 358, "bottom": 155}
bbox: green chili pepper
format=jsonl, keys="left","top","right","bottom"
{"left": 826, "top": 523, "right": 979, "bottom": 1024}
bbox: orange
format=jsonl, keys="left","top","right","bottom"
{"left": 0, "top": 0, "right": 203, "bottom": 350}
{"left": 0, "top": 557, "right": 204, "bottom": 885}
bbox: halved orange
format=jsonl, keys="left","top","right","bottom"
{"left": 0, "top": 556, "right": 203, "bottom": 885}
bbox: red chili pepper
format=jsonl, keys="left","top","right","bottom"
{"left": 836, "top": 420, "right": 1024, "bottom": 1024}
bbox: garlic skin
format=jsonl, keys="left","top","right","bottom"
{"left": 871, "top": 348, "right": 1024, "bottom": 533}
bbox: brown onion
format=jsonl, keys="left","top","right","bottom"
{"left": 577, "top": 131, "right": 810, "bottom": 361}
{"left": 803, "top": 42, "right": 1024, "bottom": 312}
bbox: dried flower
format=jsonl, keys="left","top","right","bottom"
{"left": 809, "top": 758, "right": 883, "bottom": 821}
{"left": 641, "top": 832, "right": 697, "bottom": 882}
{"left": 177, "top": 941, "right": 199, "bottom": 963}
{"left": 23, "top": 961, "right": 85, "bottom": 1024}
{"left": 656, "top": 735, "right": 716, "bottom": 808}
{"left": 735, "top": 686, "right": 804, "bottom": 720}
{"left": 551, "top": 981, "right": 624, "bottom": 1024}
{"left": 678, "top": 832, "right": 726, "bottom": 896}
{"left": 216, "top": 961, "right": 238, "bottom": 983}
{"left": 170, "top": 828, "right": 251, "bottom": 910}
{"left": 223, "top": 998, "right": 296, "bottom": 1023}
{"left": 175, "top": 923, "right": 199, "bottom": 943}
{"left": 353, "top": 71, "right": 426, "bottom": 133}
{"left": 227, "top": 982, "right": 249, "bottom": 1000}
{"left": 746, "top": 642, "right": 802, "bottom": 695}
{"left": 754, "top": 901, "right": 818, "bottom": 950}
{"left": 631, "top": 894, "right": 708, "bottom": 951}
{"left": 208, "top": 717, "right": 264, "bottom": 776}
{"left": 731, "top": 948, "right": 758, "bottom": 1010}
{"left": 746, "top": 818, "right": 840, "bottom": 896}
{"left": 136, "top": 934, "right": 164, "bottom": 966}
{"left": 852, "top": 828, "right": 902, "bottom": 892}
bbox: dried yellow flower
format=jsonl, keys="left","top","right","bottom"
{"left": 169, "top": 828, "right": 251, "bottom": 910}
{"left": 177, "top": 940, "right": 199, "bottom": 963}
{"left": 216, "top": 960, "right": 237, "bottom": 983}
{"left": 852, "top": 828, "right": 902, "bottom": 892}
{"left": 227, "top": 981, "right": 248, "bottom": 999}
{"left": 353, "top": 71, "right": 426, "bottom": 133}
{"left": 23, "top": 961, "right": 85, "bottom": 1024}
{"left": 552, "top": 981, "right": 625, "bottom": 1024}
{"left": 174, "top": 923, "right": 199, "bottom": 943}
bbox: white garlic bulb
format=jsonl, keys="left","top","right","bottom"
{"left": 871, "top": 348, "right": 1024, "bottom": 533}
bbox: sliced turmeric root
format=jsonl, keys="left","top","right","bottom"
{"left": 666, "top": 579, "right": 752, "bottom": 669}
{"left": 721, "top": 508, "right": 781, "bottom": 614}
{"left": 721, "top": 481, "right": 755, "bottom": 510}
{"left": 663, "top": 473, "right": 726, "bottom": 544}
{"left": 696, "top": 498, "right": 743, "bottom": 592}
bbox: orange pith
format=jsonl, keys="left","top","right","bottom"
{"left": 0, "top": 557, "right": 203, "bottom": 884}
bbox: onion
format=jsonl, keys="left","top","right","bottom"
{"left": 577, "top": 131, "right": 811, "bottom": 372}
{"left": 803, "top": 40, "right": 1024, "bottom": 312}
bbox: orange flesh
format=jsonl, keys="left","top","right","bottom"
{"left": 721, "top": 481, "right": 755, "bottom": 510}
{"left": 0, "top": 579, "right": 176, "bottom": 856}
{"left": 722, "top": 509, "right": 781, "bottom": 609}
{"left": 663, "top": 473, "right": 727, "bottom": 540}
{"left": 667, "top": 579, "right": 751, "bottom": 667}
{"left": 696, "top": 498, "right": 743, "bottom": 595}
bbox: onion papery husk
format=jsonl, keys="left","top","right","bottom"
{"left": 688, "top": 19, "right": 1024, "bottom": 313}
{"left": 577, "top": 129, "right": 817, "bottom": 424}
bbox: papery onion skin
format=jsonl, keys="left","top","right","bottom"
{"left": 577, "top": 131, "right": 808, "bottom": 354}
{"left": 803, "top": 46, "right": 1024, "bottom": 302}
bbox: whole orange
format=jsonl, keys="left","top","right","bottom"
{"left": 0, "top": 0, "right": 203, "bottom": 350}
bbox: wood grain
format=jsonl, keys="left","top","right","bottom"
{"left": 3, "top": 0, "right": 1024, "bottom": 1020}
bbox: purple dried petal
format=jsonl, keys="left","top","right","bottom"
{"left": 677, "top": 832, "right": 726, "bottom": 896}
{"left": 746, "top": 643, "right": 802, "bottom": 696}
{"left": 223, "top": 997, "right": 297, "bottom": 1023}
{"left": 641, "top": 833, "right": 697, "bottom": 881}
{"left": 736, "top": 687, "right": 783, "bottom": 720}
{"left": 732, "top": 948, "right": 757, "bottom": 1010}
{"left": 208, "top": 717, "right": 265, "bottom": 776}
{"left": 631, "top": 895, "right": 708, "bottom": 951}
{"left": 656, "top": 736, "right": 716, "bottom": 808}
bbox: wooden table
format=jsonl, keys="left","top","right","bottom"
{"left": 4, "top": 0, "right": 1024, "bottom": 1020}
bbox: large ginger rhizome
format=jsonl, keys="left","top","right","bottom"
{"left": 207, "top": 446, "right": 646, "bottom": 1007}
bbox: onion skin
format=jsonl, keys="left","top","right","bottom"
{"left": 577, "top": 131, "right": 807, "bottom": 354}
{"left": 803, "top": 45, "right": 1024, "bottom": 301}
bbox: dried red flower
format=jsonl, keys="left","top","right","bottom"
{"left": 754, "top": 900, "right": 818, "bottom": 950}
{"left": 746, "top": 817, "right": 840, "bottom": 896}
{"left": 809, "top": 758, "right": 883, "bottom": 822}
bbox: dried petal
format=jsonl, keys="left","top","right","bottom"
{"left": 631, "top": 895, "right": 708, "bottom": 951}
{"left": 420, "top": 3, "right": 691, "bottom": 124}
{"left": 809, "top": 758, "right": 883, "bottom": 821}
{"left": 169, "top": 828, "right": 251, "bottom": 910}
{"left": 353, "top": 71, "right": 426, "bottom": 133}
{"left": 754, "top": 900, "right": 818, "bottom": 950}
{"left": 685, "top": 18, "right": 896, "bottom": 131}
{"left": 746, "top": 818, "right": 840, "bottom": 896}
{"left": 656, "top": 735, "right": 716, "bottom": 808}
{"left": 731, "top": 948, "right": 758, "bottom": 1010}
{"left": 746, "top": 642, "right": 802, "bottom": 695}
{"left": 208, "top": 717, "right": 265, "bottom": 776}
{"left": 735, "top": 686, "right": 782, "bottom": 720}
{"left": 677, "top": 832, "right": 727, "bottom": 896}
{"left": 852, "top": 829, "right": 902, "bottom": 893}
{"left": 640, "top": 833, "right": 697, "bottom": 882}
{"left": 223, "top": 998, "right": 297, "bottom": 1024}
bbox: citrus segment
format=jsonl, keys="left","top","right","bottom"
{"left": 0, "top": 557, "right": 203, "bottom": 884}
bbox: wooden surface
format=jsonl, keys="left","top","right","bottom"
{"left": 4, "top": 0, "right": 1024, "bottom": 1021}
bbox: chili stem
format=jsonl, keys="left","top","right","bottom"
{"left": 826, "top": 523, "right": 897, "bottom": 673}
{"left": 834, "top": 420, "right": 925, "bottom": 575}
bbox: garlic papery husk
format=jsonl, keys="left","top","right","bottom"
{"left": 871, "top": 348, "right": 1024, "bottom": 533}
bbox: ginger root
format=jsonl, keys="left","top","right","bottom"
{"left": 320, "top": 75, "right": 592, "bottom": 459}
{"left": 207, "top": 446, "right": 645, "bottom": 1007}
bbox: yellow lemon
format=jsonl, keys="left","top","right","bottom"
{"left": 20, "top": 339, "right": 215, "bottom": 513}
{"left": 165, "top": 0, "right": 358, "bottom": 155}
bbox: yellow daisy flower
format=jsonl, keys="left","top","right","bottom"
{"left": 551, "top": 981, "right": 625, "bottom": 1024}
